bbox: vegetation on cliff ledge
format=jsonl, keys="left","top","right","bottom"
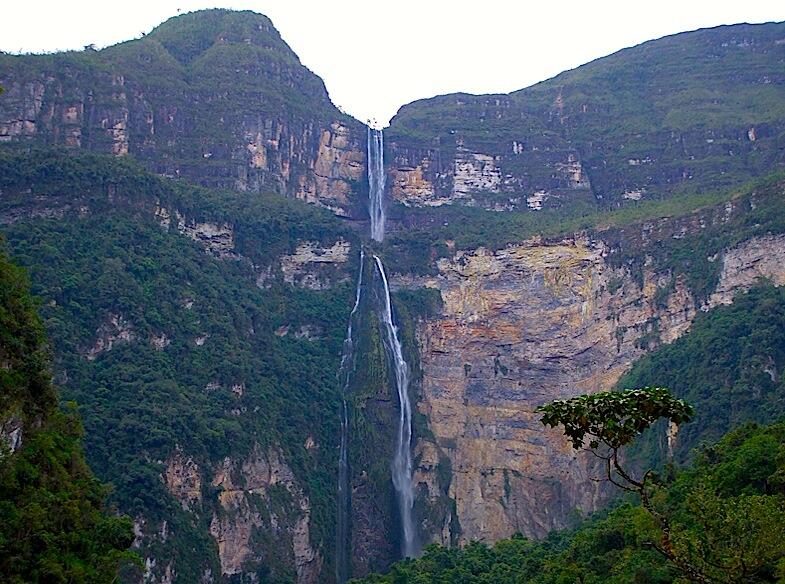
{"left": 0, "top": 145, "right": 359, "bottom": 582}
{"left": 619, "top": 284, "right": 785, "bottom": 470}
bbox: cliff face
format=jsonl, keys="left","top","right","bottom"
{"left": 387, "top": 23, "right": 785, "bottom": 213}
{"left": 0, "top": 10, "right": 366, "bottom": 217}
{"left": 395, "top": 182, "right": 785, "bottom": 544}
{"left": 380, "top": 24, "right": 785, "bottom": 545}
{"left": 388, "top": 98, "right": 593, "bottom": 212}
{"left": 207, "top": 446, "right": 322, "bottom": 584}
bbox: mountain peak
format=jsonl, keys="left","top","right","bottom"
{"left": 146, "top": 9, "right": 297, "bottom": 65}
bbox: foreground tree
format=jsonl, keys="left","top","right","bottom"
{"left": 0, "top": 248, "right": 136, "bottom": 582}
{"left": 538, "top": 387, "right": 785, "bottom": 584}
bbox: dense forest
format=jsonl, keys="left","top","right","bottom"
{"left": 621, "top": 285, "right": 785, "bottom": 468}
{"left": 0, "top": 145, "right": 363, "bottom": 581}
{"left": 0, "top": 247, "right": 135, "bottom": 582}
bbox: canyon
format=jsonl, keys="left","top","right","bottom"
{"left": 1, "top": 9, "right": 785, "bottom": 584}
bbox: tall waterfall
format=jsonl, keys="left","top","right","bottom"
{"left": 335, "top": 250, "right": 364, "bottom": 584}
{"left": 335, "top": 126, "right": 416, "bottom": 581}
{"left": 367, "top": 128, "right": 386, "bottom": 242}
{"left": 373, "top": 255, "right": 417, "bottom": 558}
{"left": 366, "top": 126, "right": 417, "bottom": 557}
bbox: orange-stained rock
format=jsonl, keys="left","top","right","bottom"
{"left": 397, "top": 230, "right": 785, "bottom": 544}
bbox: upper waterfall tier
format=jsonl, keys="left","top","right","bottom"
{"left": 367, "top": 128, "right": 387, "bottom": 242}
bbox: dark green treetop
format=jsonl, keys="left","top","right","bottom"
{"left": 538, "top": 387, "right": 695, "bottom": 451}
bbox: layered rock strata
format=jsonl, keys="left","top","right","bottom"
{"left": 400, "top": 221, "right": 785, "bottom": 544}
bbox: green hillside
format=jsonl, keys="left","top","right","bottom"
{"left": 0, "top": 9, "right": 361, "bottom": 201}
{"left": 3, "top": 11, "right": 785, "bottom": 584}
{"left": 617, "top": 285, "right": 785, "bottom": 468}
{"left": 0, "top": 145, "right": 360, "bottom": 582}
{"left": 0, "top": 246, "right": 135, "bottom": 582}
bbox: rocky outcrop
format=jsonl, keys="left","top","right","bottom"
{"left": 180, "top": 222, "right": 235, "bottom": 259}
{"left": 388, "top": 133, "right": 592, "bottom": 212}
{"left": 709, "top": 234, "right": 785, "bottom": 307}
{"left": 402, "top": 228, "right": 785, "bottom": 544}
{"left": 280, "top": 239, "right": 352, "bottom": 289}
{"left": 0, "top": 415, "right": 23, "bottom": 455}
{"left": 85, "top": 314, "right": 134, "bottom": 360}
{"left": 150, "top": 333, "right": 171, "bottom": 350}
{"left": 156, "top": 205, "right": 237, "bottom": 259}
{"left": 295, "top": 122, "right": 366, "bottom": 217}
{"left": 274, "top": 324, "right": 323, "bottom": 340}
{"left": 163, "top": 446, "right": 202, "bottom": 510}
{"left": 209, "top": 445, "right": 321, "bottom": 584}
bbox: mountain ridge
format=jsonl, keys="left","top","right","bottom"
{"left": 387, "top": 19, "right": 785, "bottom": 213}
{"left": 390, "top": 20, "right": 785, "bottom": 116}
{"left": 0, "top": 9, "right": 367, "bottom": 217}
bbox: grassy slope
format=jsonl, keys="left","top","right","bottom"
{"left": 388, "top": 21, "right": 785, "bottom": 207}
{"left": 0, "top": 9, "right": 340, "bottom": 122}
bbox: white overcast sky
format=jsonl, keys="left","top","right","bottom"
{"left": 2, "top": 1, "right": 785, "bottom": 126}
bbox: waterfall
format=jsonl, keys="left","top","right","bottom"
{"left": 335, "top": 250, "right": 364, "bottom": 584}
{"left": 335, "top": 126, "right": 416, "bottom": 579}
{"left": 373, "top": 255, "right": 417, "bottom": 558}
{"left": 367, "top": 125, "right": 417, "bottom": 557}
{"left": 367, "top": 127, "right": 386, "bottom": 242}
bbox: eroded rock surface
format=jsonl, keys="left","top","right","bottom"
{"left": 0, "top": 415, "right": 23, "bottom": 454}
{"left": 295, "top": 122, "right": 366, "bottom": 217}
{"left": 209, "top": 445, "right": 321, "bottom": 584}
{"left": 163, "top": 446, "right": 202, "bottom": 510}
{"left": 709, "top": 234, "right": 785, "bottom": 307}
{"left": 403, "top": 230, "right": 785, "bottom": 544}
{"left": 85, "top": 314, "right": 134, "bottom": 360}
{"left": 280, "top": 239, "right": 352, "bottom": 289}
{"left": 156, "top": 205, "right": 237, "bottom": 259}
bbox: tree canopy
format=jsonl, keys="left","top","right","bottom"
{"left": 0, "top": 246, "right": 136, "bottom": 582}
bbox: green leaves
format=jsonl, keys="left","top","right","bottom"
{"left": 0, "top": 250, "right": 136, "bottom": 582}
{"left": 353, "top": 421, "right": 785, "bottom": 584}
{"left": 1, "top": 145, "right": 360, "bottom": 579}
{"left": 537, "top": 387, "right": 694, "bottom": 450}
{"left": 619, "top": 284, "right": 785, "bottom": 469}
{"left": 672, "top": 487, "right": 785, "bottom": 583}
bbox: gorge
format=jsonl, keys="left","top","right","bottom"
{"left": 1, "top": 9, "right": 785, "bottom": 584}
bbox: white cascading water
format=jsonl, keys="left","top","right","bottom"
{"left": 367, "top": 126, "right": 417, "bottom": 556}
{"left": 335, "top": 250, "right": 364, "bottom": 584}
{"left": 373, "top": 255, "right": 417, "bottom": 557}
{"left": 335, "top": 127, "right": 415, "bottom": 578}
{"left": 367, "top": 127, "right": 386, "bottom": 242}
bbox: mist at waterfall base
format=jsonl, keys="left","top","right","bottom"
{"left": 334, "top": 128, "right": 418, "bottom": 582}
